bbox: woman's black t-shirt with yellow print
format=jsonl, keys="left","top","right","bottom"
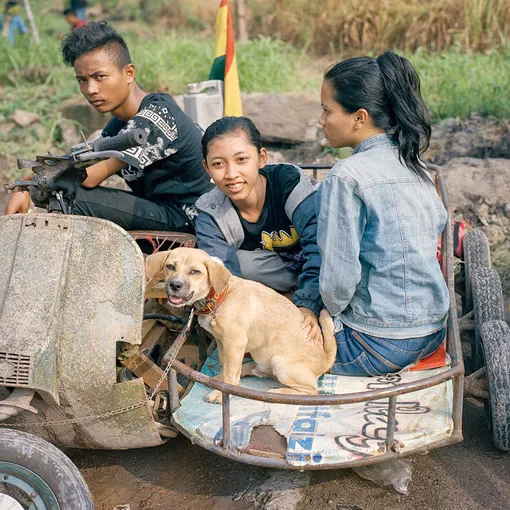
{"left": 237, "top": 164, "right": 304, "bottom": 270}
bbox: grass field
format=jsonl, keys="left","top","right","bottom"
{"left": 0, "top": 0, "right": 509, "bottom": 165}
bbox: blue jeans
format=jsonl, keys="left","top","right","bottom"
{"left": 331, "top": 326, "right": 446, "bottom": 376}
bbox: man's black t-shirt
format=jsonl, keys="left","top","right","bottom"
{"left": 238, "top": 164, "right": 301, "bottom": 252}
{"left": 101, "top": 92, "right": 213, "bottom": 219}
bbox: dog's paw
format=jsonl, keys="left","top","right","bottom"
{"left": 205, "top": 389, "right": 223, "bottom": 404}
{"left": 267, "top": 387, "right": 285, "bottom": 394}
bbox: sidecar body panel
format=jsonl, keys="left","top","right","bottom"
{"left": 0, "top": 214, "right": 164, "bottom": 449}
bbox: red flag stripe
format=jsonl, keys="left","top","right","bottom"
{"left": 224, "top": 2, "right": 235, "bottom": 76}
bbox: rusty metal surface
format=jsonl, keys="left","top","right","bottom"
{"left": 173, "top": 420, "right": 463, "bottom": 470}
{"left": 129, "top": 230, "right": 197, "bottom": 251}
{"left": 0, "top": 214, "right": 164, "bottom": 449}
{"left": 172, "top": 357, "right": 462, "bottom": 405}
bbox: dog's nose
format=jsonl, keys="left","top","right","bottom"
{"left": 169, "top": 280, "right": 183, "bottom": 292}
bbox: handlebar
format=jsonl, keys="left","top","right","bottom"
{"left": 91, "top": 128, "right": 148, "bottom": 153}
{"left": 5, "top": 128, "right": 149, "bottom": 213}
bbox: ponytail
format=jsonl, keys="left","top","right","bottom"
{"left": 324, "top": 51, "right": 431, "bottom": 181}
{"left": 376, "top": 52, "right": 431, "bottom": 180}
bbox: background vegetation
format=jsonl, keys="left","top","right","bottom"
{"left": 0, "top": 0, "right": 509, "bottom": 165}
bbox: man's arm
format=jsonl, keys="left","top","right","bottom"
{"left": 17, "top": 16, "right": 29, "bottom": 35}
{"left": 81, "top": 157, "right": 126, "bottom": 188}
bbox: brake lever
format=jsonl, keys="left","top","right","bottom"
{"left": 4, "top": 180, "right": 37, "bottom": 193}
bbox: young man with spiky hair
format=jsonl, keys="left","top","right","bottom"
{"left": 6, "top": 21, "right": 212, "bottom": 232}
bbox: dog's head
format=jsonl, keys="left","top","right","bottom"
{"left": 145, "top": 247, "right": 231, "bottom": 308}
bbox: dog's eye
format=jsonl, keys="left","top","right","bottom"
{"left": 166, "top": 263, "right": 176, "bottom": 271}
{"left": 189, "top": 269, "right": 201, "bottom": 275}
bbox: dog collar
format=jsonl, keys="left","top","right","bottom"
{"left": 193, "top": 284, "right": 229, "bottom": 318}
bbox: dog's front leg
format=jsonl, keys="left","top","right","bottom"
{"left": 206, "top": 338, "right": 247, "bottom": 404}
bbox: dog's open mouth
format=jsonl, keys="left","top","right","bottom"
{"left": 167, "top": 291, "right": 194, "bottom": 306}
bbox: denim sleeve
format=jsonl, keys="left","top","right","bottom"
{"left": 316, "top": 175, "right": 366, "bottom": 316}
{"left": 14, "top": 16, "right": 28, "bottom": 34}
{"left": 195, "top": 213, "right": 242, "bottom": 277}
{"left": 290, "top": 194, "right": 324, "bottom": 316}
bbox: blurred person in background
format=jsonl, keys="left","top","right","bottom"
{"left": 63, "top": 8, "right": 86, "bottom": 30}
{"left": 70, "top": 0, "right": 87, "bottom": 21}
{"left": 0, "top": 0, "right": 28, "bottom": 44}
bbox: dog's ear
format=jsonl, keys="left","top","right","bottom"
{"left": 145, "top": 251, "right": 171, "bottom": 281}
{"left": 205, "top": 259, "right": 231, "bottom": 294}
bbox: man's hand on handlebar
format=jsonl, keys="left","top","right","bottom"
{"left": 5, "top": 191, "right": 31, "bottom": 215}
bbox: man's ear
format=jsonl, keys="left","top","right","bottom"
{"left": 125, "top": 63, "right": 136, "bottom": 84}
{"left": 204, "top": 259, "right": 231, "bottom": 294}
{"left": 145, "top": 251, "right": 171, "bottom": 281}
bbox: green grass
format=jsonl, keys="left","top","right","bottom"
{"left": 411, "top": 47, "right": 510, "bottom": 120}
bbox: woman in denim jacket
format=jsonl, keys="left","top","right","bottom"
{"left": 317, "top": 51, "right": 449, "bottom": 376}
{"left": 195, "top": 117, "right": 323, "bottom": 343}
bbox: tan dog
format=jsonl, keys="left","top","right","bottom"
{"left": 146, "top": 247, "right": 337, "bottom": 403}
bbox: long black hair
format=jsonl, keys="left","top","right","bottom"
{"left": 324, "top": 51, "right": 431, "bottom": 180}
{"left": 60, "top": 21, "right": 131, "bottom": 69}
{"left": 202, "top": 116, "right": 262, "bottom": 160}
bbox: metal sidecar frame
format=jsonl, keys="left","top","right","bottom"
{"left": 164, "top": 164, "right": 465, "bottom": 469}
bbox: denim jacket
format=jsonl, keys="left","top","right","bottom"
{"left": 195, "top": 164, "right": 323, "bottom": 315}
{"left": 316, "top": 134, "right": 449, "bottom": 339}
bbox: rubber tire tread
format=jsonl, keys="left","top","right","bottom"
{"left": 0, "top": 428, "right": 94, "bottom": 509}
{"left": 464, "top": 230, "right": 491, "bottom": 314}
{"left": 480, "top": 320, "right": 510, "bottom": 451}
{"left": 471, "top": 267, "right": 504, "bottom": 369}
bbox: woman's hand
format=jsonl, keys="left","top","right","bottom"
{"left": 299, "top": 307, "right": 323, "bottom": 345}
{"left": 5, "top": 191, "right": 30, "bottom": 214}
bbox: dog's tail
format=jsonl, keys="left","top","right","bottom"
{"left": 319, "top": 309, "right": 337, "bottom": 370}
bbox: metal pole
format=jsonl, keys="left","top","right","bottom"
{"left": 169, "top": 369, "right": 180, "bottom": 414}
{"left": 222, "top": 393, "right": 231, "bottom": 449}
{"left": 385, "top": 396, "right": 397, "bottom": 451}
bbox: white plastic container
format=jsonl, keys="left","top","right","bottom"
{"left": 183, "top": 80, "right": 224, "bottom": 131}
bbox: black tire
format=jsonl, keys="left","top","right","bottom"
{"left": 480, "top": 320, "right": 510, "bottom": 451}
{"left": 0, "top": 429, "right": 93, "bottom": 509}
{"left": 471, "top": 267, "right": 504, "bottom": 370}
{"left": 463, "top": 230, "right": 491, "bottom": 314}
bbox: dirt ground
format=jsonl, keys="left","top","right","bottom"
{"left": 68, "top": 397, "right": 509, "bottom": 510}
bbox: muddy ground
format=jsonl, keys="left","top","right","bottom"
{"left": 67, "top": 397, "right": 509, "bottom": 510}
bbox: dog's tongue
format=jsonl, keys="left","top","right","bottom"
{"left": 169, "top": 296, "right": 184, "bottom": 305}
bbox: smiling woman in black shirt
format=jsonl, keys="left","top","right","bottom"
{"left": 195, "top": 116, "right": 323, "bottom": 343}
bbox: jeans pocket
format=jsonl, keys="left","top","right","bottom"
{"left": 331, "top": 352, "right": 382, "bottom": 377}
{"left": 417, "top": 337, "right": 444, "bottom": 361}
